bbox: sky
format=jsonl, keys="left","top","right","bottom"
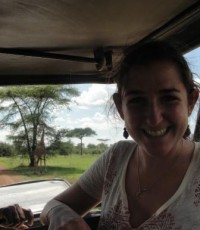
{"left": 184, "top": 46, "right": 200, "bottom": 134}
{"left": 0, "top": 46, "right": 200, "bottom": 147}
{"left": 52, "top": 83, "right": 123, "bottom": 146}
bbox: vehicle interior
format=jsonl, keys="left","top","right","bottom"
{"left": 0, "top": 0, "right": 200, "bottom": 229}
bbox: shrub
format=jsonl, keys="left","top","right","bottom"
{"left": 0, "top": 142, "right": 15, "bottom": 157}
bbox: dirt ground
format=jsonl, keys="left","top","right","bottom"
{"left": 0, "top": 165, "right": 22, "bottom": 186}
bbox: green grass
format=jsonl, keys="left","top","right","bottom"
{"left": 0, "top": 154, "right": 99, "bottom": 184}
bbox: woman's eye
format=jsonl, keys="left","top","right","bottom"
{"left": 162, "top": 95, "right": 179, "bottom": 103}
{"left": 128, "top": 97, "right": 146, "bottom": 105}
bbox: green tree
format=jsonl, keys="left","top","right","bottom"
{"left": 66, "top": 127, "right": 96, "bottom": 155}
{"left": 0, "top": 142, "right": 14, "bottom": 157}
{"left": 86, "top": 143, "right": 99, "bottom": 154}
{"left": 86, "top": 143, "right": 108, "bottom": 154}
{"left": 87, "top": 144, "right": 96, "bottom": 149}
{"left": 48, "top": 140, "right": 74, "bottom": 156}
{"left": 49, "top": 128, "right": 69, "bottom": 152}
{"left": 0, "top": 85, "right": 79, "bottom": 166}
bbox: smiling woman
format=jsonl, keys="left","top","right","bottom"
{"left": 39, "top": 40, "right": 200, "bottom": 230}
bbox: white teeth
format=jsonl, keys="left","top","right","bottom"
{"left": 145, "top": 128, "right": 167, "bottom": 137}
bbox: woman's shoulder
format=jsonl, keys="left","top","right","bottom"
{"left": 106, "top": 140, "right": 137, "bottom": 160}
{"left": 112, "top": 139, "right": 137, "bottom": 150}
{"left": 98, "top": 140, "right": 137, "bottom": 168}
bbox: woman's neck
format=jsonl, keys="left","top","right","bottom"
{"left": 138, "top": 139, "right": 193, "bottom": 171}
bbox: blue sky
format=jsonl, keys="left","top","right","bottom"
{"left": 52, "top": 83, "right": 123, "bottom": 146}
{"left": 185, "top": 47, "right": 200, "bottom": 135}
{"left": 1, "top": 47, "right": 200, "bottom": 147}
{"left": 185, "top": 47, "right": 200, "bottom": 76}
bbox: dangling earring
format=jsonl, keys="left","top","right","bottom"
{"left": 123, "top": 127, "right": 129, "bottom": 139}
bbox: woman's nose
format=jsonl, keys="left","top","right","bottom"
{"left": 145, "top": 101, "right": 163, "bottom": 126}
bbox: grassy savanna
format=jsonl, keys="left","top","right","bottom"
{"left": 0, "top": 154, "right": 100, "bottom": 184}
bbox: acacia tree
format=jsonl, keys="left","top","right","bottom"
{"left": 0, "top": 85, "right": 79, "bottom": 166}
{"left": 66, "top": 127, "right": 96, "bottom": 155}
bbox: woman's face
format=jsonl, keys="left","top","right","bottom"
{"left": 116, "top": 61, "right": 198, "bottom": 156}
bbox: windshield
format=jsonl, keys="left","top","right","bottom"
{"left": 0, "top": 46, "right": 200, "bottom": 213}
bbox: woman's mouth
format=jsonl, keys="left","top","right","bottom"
{"left": 144, "top": 127, "right": 168, "bottom": 137}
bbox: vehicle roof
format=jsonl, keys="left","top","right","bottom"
{"left": 0, "top": 0, "right": 200, "bottom": 85}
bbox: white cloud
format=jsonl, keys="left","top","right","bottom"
{"left": 93, "top": 112, "right": 105, "bottom": 121}
{"left": 71, "top": 84, "right": 116, "bottom": 108}
{"left": 53, "top": 114, "right": 78, "bottom": 129}
{"left": 0, "top": 129, "right": 11, "bottom": 143}
{"left": 50, "top": 83, "right": 121, "bottom": 144}
{"left": 0, "top": 100, "right": 13, "bottom": 107}
{"left": 77, "top": 114, "right": 107, "bottom": 130}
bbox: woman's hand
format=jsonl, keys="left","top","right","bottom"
{"left": 40, "top": 199, "right": 91, "bottom": 230}
{"left": 0, "top": 204, "right": 34, "bottom": 229}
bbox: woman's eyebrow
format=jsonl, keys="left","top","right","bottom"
{"left": 124, "top": 88, "right": 180, "bottom": 97}
{"left": 124, "top": 90, "right": 143, "bottom": 96}
{"left": 159, "top": 88, "right": 180, "bottom": 94}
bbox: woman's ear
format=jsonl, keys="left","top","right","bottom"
{"left": 188, "top": 89, "right": 199, "bottom": 115}
{"left": 113, "top": 93, "right": 124, "bottom": 120}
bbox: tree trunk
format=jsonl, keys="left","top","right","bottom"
{"left": 29, "top": 152, "right": 35, "bottom": 167}
{"left": 80, "top": 137, "right": 83, "bottom": 155}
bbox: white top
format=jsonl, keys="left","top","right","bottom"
{"left": 78, "top": 140, "right": 200, "bottom": 229}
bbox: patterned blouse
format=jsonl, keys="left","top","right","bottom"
{"left": 78, "top": 140, "right": 200, "bottom": 229}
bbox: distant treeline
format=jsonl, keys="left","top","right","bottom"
{"left": 0, "top": 141, "right": 109, "bottom": 157}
